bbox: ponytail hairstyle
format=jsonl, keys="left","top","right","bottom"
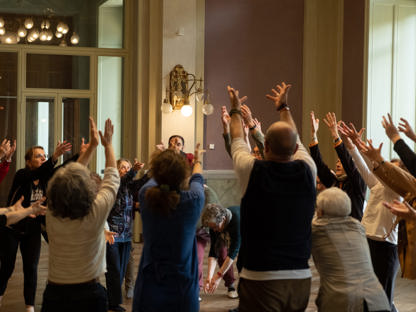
{"left": 145, "top": 149, "right": 191, "bottom": 216}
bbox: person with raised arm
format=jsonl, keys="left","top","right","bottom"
{"left": 0, "top": 139, "right": 16, "bottom": 184}
{"left": 41, "top": 117, "right": 120, "bottom": 312}
{"left": 339, "top": 122, "right": 401, "bottom": 311}
{"left": 309, "top": 111, "right": 366, "bottom": 221}
{"left": 357, "top": 139, "right": 416, "bottom": 280}
{"left": 228, "top": 82, "right": 316, "bottom": 312}
{"left": 0, "top": 197, "right": 46, "bottom": 227}
{"left": 132, "top": 143, "right": 205, "bottom": 312}
{"left": 381, "top": 113, "right": 416, "bottom": 177}
{"left": 0, "top": 140, "right": 71, "bottom": 312}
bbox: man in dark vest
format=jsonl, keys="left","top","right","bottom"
{"left": 227, "top": 82, "right": 317, "bottom": 312}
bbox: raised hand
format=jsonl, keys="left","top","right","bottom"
{"left": 241, "top": 105, "right": 255, "bottom": 128}
{"left": 5, "top": 139, "right": 16, "bottom": 161}
{"left": 310, "top": 111, "right": 319, "bottom": 140}
{"left": 266, "top": 82, "right": 291, "bottom": 110}
{"left": 0, "top": 139, "right": 10, "bottom": 160}
{"left": 89, "top": 117, "right": 100, "bottom": 148}
{"left": 398, "top": 118, "right": 416, "bottom": 142}
{"left": 99, "top": 118, "right": 114, "bottom": 147}
{"left": 79, "top": 138, "right": 90, "bottom": 155}
{"left": 227, "top": 86, "right": 248, "bottom": 109}
{"left": 253, "top": 118, "right": 262, "bottom": 134}
{"left": 221, "top": 106, "right": 231, "bottom": 133}
{"left": 381, "top": 113, "right": 401, "bottom": 143}
{"left": 383, "top": 200, "right": 416, "bottom": 221}
{"left": 323, "top": 112, "right": 339, "bottom": 139}
{"left": 156, "top": 141, "right": 166, "bottom": 151}
{"left": 52, "top": 141, "right": 72, "bottom": 161}
{"left": 193, "top": 143, "right": 205, "bottom": 163}
{"left": 357, "top": 139, "right": 384, "bottom": 163}
{"left": 133, "top": 158, "right": 144, "bottom": 172}
{"left": 338, "top": 122, "right": 354, "bottom": 150}
{"left": 339, "top": 122, "right": 365, "bottom": 146}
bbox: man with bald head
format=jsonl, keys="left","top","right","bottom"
{"left": 227, "top": 82, "right": 317, "bottom": 312}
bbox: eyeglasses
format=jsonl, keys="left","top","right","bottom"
{"left": 34, "top": 153, "right": 47, "bottom": 159}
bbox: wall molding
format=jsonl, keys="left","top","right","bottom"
{"left": 203, "top": 169, "right": 236, "bottom": 179}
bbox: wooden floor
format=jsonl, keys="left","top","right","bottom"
{"left": 1, "top": 241, "right": 415, "bottom": 311}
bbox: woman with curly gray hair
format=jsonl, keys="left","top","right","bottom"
{"left": 201, "top": 204, "right": 240, "bottom": 299}
{"left": 41, "top": 117, "right": 120, "bottom": 312}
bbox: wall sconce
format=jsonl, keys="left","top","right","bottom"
{"left": 161, "top": 64, "right": 213, "bottom": 117}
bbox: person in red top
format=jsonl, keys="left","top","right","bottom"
{"left": 168, "top": 135, "right": 194, "bottom": 166}
{"left": 0, "top": 139, "right": 16, "bottom": 184}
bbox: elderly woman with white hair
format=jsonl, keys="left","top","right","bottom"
{"left": 201, "top": 204, "right": 240, "bottom": 299}
{"left": 312, "top": 187, "right": 390, "bottom": 312}
{"left": 41, "top": 118, "right": 120, "bottom": 312}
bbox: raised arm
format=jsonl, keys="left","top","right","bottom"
{"left": 398, "top": 117, "right": 416, "bottom": 143}
{"left": 221, "top": 106, "right": 232, "bottom": 158}
{"left": 308, "top": 112, "right": 336, "bottom": 188}
{"left": 358, "top": 139, "right": 416, "bottom": 200}
{"left": 382, "top": 114, "right": 416, "bottom": 177}
{"left": 99, "top": 118, "right": 116, "bottom": 169}
{"left": 241, "top": 105, "right": 265, "bottom": 156}
{"left": 77, "top": 117, "right": 99, "bottom": 166}
{"left": 265, "top": 82, "right": 296, "bottom": 131}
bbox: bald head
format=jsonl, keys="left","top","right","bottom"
{"left": 265, "top": 122, "right": 297, "bottom": 159}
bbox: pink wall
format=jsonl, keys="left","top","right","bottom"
{"left": 204, "top": 0, "right": 305, "bottom": 169}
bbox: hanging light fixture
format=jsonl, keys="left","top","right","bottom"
{"left": 162, "top": 64, "right": 212, "bottom": 117}
{"left": 0, "top": 11, "right": 79, "bottom": 46}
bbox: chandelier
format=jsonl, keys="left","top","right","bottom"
{"left": 0, "top": 10, "right": 79, "bottom": 46}
{"left": 161, "top": 64, "right": 214, "bottom": 117}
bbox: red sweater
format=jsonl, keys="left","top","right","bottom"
{"left": 0, "top": 160, "right": 10, "bottom": 184}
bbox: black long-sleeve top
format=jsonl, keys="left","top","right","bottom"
{"left": 309, "top": 142, "right": 366, "bottom": 221}
{"left": 393, "top": 139, "right": 416, "bottom": 178}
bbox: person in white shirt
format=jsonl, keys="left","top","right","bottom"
{"left": 41, "top": 117, "right": 120, "bottom": 312}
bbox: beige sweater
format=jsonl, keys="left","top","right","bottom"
{"left": 46, "top": 167, "right": 120, "bottom": 284}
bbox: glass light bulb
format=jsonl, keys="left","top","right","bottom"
{"left": 46, "top": 29, "right": 53, "bottom": 41}
{"left": 18, "top": 26, "right": 27, "bottom": 37}
{"left": 70, "top": 32, "right": 79, "bottom": 45}
{"left": 55, "top": 31, "right": 63, "bottom": 38}
{"left": 0, "top": 27, "right": 5, "bottom": 36}
{"left": 39, "top": 30, "right": 48, "bottom": 41}
{"left": 24, "top": 18, "right": 34, "bottom": 29}
{"left": 56, "top": 22, "right": 65, "bottom": 32}
{"left": 202, "top": 103, "right": 214, "bottom": 115}
{"left": 0, "top": 17, "right": 4, "bottom": 28}
{"left": 181, "top": 104, "right": 193, "bottom": 117}
{"left": 61, "top": 24, "right": 69, "bottom": 34}
{"left": 29, "top": 29, "right": 39, "bottom": 39}
{"left": 161, "top": 99, "right": 173, "bottom": 113}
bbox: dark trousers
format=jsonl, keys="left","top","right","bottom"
{"left": 105, "top": 241, "right": 132, "bottom": 307}
{"left": 367, "top": 238, "right": 399, "bottom": 312}
{"left": 41, "top": 282, "right": 108, "bottom": 312}
{"left": 238, "top": 277, "right": 311, "bottom": 312}
{"left": 0, "top": 227, "right": 41, "bottom": 305}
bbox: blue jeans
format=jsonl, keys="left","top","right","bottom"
{"left": 105, "top": 241, "right": 132, "bottom": 307}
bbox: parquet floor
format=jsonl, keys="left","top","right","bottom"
{"left": 0, "top": 241, "right": 415, "bottom": 311}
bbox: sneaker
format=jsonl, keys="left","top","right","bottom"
{"left": 227, "top": 287, "right": 239, "bottom": 299}
{"left": 126, "top": 287, "right": 134, "bottom": 299}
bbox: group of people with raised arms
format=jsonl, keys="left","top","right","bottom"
{"left": 0, "top": 80, "right": 416, "bottom": 312}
